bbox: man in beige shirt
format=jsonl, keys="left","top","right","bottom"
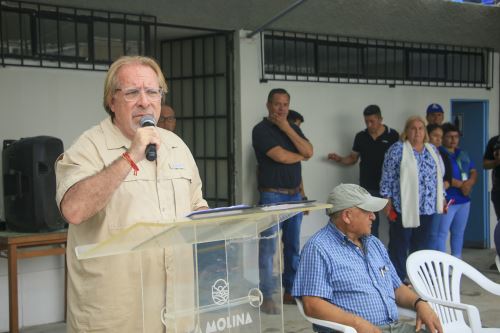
{"left": 56, "top": 56, "right": 207, "bottom": 332}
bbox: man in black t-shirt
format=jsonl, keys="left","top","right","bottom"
{"left": 252, "top": 88, "right": 313, "bottom": 314}
{"left": 483, "top": 135, "right": 500, "bottom": 269}
{"left": 484, "top": 135, "right": 500, "bottom": 218}
{"left": 327, "top": 105, "right": 399, "bottom": 237}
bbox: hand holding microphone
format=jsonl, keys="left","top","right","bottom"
{"left": 127, "top": 115, "right": 160, "bottom": 163}
{"left": 140, "top": 115, "right": 157, "bottom": 161}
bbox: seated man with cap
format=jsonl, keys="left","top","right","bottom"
{"left": 426, "top": 103, "right": 444, "bottom": 125}
{"left": 292, "top": 184, "right": 442, "bottom": 333}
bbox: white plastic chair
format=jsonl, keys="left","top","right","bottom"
{"left": 407, "top": 250, "right": 500, "bottom": 333}
{"left": 296, "top": 298, "right": 416, "bottom": 333}
{"left": 495, "top": 255, "right": 500, "bottom": 272}
{"left": 296, "top": 298, "right": 357, "bottom": 333}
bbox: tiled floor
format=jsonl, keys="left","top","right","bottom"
{"left": 10, "top": 248, "right": 500, "bottom": 333}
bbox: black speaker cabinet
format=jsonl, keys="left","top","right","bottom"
{"left": 2, "top": 136, "right": 66, "bottom": 232}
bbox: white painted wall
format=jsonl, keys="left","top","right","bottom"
{"left": 235, "top": 30, "right": 500, "bottom": 247}
{"left": 0, "top": 66, "right": 105, "bottom": 331}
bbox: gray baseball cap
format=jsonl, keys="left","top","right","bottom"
{"left": 326, "top": 183, "right": 388, "bottom": 215}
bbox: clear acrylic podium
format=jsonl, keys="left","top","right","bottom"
{"left": 75, "top": 202, "right": 331, "bottom": 333}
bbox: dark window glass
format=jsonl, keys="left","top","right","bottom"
{"left": 408, "top": 50, "right": 446, "bottom": 81}
{"left": 447, "top": 52, "right": 484, "bottom": 83}
{"left": 1, "top": 9, "right": 32, "bottom": 57}
{"left": 264, "top": 35, "right": 315, "bottom": 75}
{"left": 317, "top": 42, "right": 362, "bottom": 77}
{"left": 0, "top": 1, "right": 154, "bottom": 68}
{"left": 263, "top": 31, "right": 490, "bottom": 87}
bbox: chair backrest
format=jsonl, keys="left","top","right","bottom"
{"left": 406, "top": 250, "right": 500, "bottom": 333}
{"left": 406, "top": 250, "right": 470, "bottom": 331}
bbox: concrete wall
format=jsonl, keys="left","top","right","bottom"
{"left": 0, "top": 66, "right": 105, "bottom": 331}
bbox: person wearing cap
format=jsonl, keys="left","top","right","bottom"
{"left": 292, "top": 184, "right": 443, "bottom": 333}
{"left": 327, "top": 104, "right": 399, "bottom": 237}
{"left": 252, "top": 88, "right": 314, "bottom": 313}
{"left": 426, "top": 103, "right": 444, "bottom": 125}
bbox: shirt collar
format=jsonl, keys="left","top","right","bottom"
{"left": 100, "top": 117, "right": 131, "bottom": 150}
{"left": 439, "top": 145, "right": 459, "bottom": 156}
{"left": 363, "top": 125, "right": 389, "bottom": 136}
{"left": 327, "top": 222, "right": 370, "bottom": 248}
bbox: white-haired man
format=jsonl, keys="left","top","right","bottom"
{"left": 56, "top": 56, "right": 207, "bottom": 332}
{"left": 292, "top": 184, "right": 443, "bottom": 333}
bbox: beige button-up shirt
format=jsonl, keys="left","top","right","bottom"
{"left": 56, "top": 117, "right": 207, "bottom": 333}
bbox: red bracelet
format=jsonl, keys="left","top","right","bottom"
{"left": 122, "top": 152, "right": 139, "bottom": 175}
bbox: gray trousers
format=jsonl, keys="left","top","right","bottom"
{"left": 313, "top": 321, "right": 429, "bottom": 333}
{"left": 380, "top": 321, "right": 429, "bottom": 333}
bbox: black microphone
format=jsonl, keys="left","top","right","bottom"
{"left": 140, "top": 115, "right": 157, "bottom": 161}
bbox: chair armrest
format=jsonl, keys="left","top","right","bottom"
{"left": 306, "top": 316, "right": 358, "bottom": 333}
{"left": 424, "top": 296, "right": 477, "bottom": 311}
{"left": 296, "top": 298, "right": 357, "bottom": 333}
{"left": 425, "top": 296, "right": 482, "bottom": 331}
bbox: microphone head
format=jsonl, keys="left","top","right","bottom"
{"left": 140, "top": 115, "right": 156, "bottom": 127}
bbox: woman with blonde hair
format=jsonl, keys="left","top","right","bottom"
{"left": 380, "top": 115, "right": 445, "bottom": 280}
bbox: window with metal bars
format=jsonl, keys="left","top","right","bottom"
{"left": 0, "top": 0, "right": 156, "bottom": 70}
{"left": 262, "top": 30, "right": 493, "bottom": 88}
{"left": 161, "top": 33, "right": 234, "bottom": 208}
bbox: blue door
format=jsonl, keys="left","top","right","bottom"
{"left": 451, "top": 100, "right": 489, "bottom": 248}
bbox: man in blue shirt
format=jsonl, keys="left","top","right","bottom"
{"left": 292, "top": 184, "right": 442, "bottom": 333}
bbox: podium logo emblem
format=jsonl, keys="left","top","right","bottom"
{"left": 211, "top": 279, "right": 229, "bottom": 305}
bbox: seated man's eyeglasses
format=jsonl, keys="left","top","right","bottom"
{"left": 115, "top": 87, "right": 164, "bottom": 102}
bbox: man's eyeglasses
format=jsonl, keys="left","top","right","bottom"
{"left": 159, "top": 116, "right": 176, "bottom": 122}
{"left": 115, "top": 87, "right": 164, "bottom": 102}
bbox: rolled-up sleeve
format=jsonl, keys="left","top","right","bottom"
{"left": 55, "top": 133, "right": 103, "bottom": 209}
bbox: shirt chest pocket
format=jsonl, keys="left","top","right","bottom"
{"left": 168, "top": 169, "right": 192, "bottom": 187}
{"left": 378, "top": 269, "right": 396, "bottom": 301}
{"left": 166, "top": 168, "right": 193, "bottom": 215}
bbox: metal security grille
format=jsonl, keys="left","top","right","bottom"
{"left": 161, "top": 33, "right": 234, "bottom": 208}
{"left": 0, "top": 0, "right": 156, "bottom": 70}
{"left": 262, "top": 30, "right": 494, "bottom": 89}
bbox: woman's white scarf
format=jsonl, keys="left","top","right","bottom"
{"left": 400, "top": 141, "right": 444, "bottom": 228}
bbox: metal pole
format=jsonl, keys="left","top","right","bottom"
{"left": 246, "top": 0, "right": 308, "bottom": 38}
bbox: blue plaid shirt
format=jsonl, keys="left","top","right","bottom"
{"left": 292, "top": 222, "right": 402, "bottom": 326}
{"left": 380, "top": 141, "right": 441, "bottom": 215}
